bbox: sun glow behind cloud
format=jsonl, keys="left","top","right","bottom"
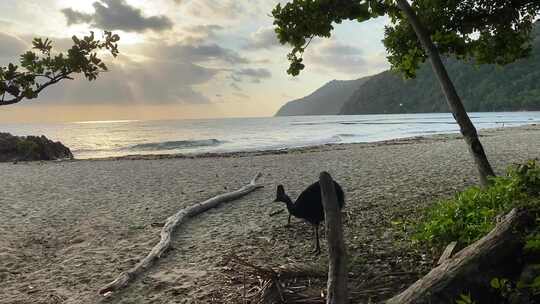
{"left": 0, "top": 0, "right": 390, "bottom": 123}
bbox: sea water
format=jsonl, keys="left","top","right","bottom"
{"left": 1, "top": 112, "right": 539, "bottom": 159}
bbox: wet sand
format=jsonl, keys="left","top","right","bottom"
{"left": 1, "top": 125, "right": 539, "bottom": 303}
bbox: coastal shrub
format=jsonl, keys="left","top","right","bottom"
{"left": 508, "top": 159, "right": 540, "bottom": 197}
{"left": 415, "top": 160, "right": 540, "bottom": 246}
{"left": 455, "top": 293, "right": 476, "bottom": 304}
{"left": 16, "top": 139, "right": 40, "bottom": 159}
{"left": 524, "top": 233, "right": 540, "bottom": 254}
{"left": 0, "top": 133, "right": 73, "bottom": 162}
{"left": 419, "top": 160, "right": 540, "bottom": 304}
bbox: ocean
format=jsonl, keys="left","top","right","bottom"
{"left": 1, "top": 112, "right": 540, "bottom": 159}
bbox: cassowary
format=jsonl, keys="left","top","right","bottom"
{"left": 273, "top": 181, "right": 345, "bottom": 254}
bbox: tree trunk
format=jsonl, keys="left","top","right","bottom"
{"left": 320, "top": 171, "right": 348, "bottom": 304}
{"left": 395, "top": 0, "right": 495, "bottom": 187}
{"left": 386, "top": 209, "right": 532, "bottom": 304}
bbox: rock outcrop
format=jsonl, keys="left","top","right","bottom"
{"left": 0, "top": 132, "right": 73, "bottom": 162}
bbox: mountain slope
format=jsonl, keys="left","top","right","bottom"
{"left": 340, "top": 27, "right": 540, "bottom": 114}
{"left": 275, "top": 77, "right": 370, "bottom": 116}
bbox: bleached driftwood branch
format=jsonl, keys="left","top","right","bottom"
{"left": 99, "top": 172, "right": 263, "bottom": 295}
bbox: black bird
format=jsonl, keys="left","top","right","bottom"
{"left": 273, "top": 181, "right": 345, "bottom": 254}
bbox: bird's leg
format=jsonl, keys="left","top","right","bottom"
{"left": 285, "top": 214, "right": 291, "bottom": 227}
{"left": 311, "top": 225, "right": 321, "bottom": 255}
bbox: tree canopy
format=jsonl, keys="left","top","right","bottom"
{"left": 0, "top": 31, "right": 120, "bottom": 106}
{"left": 272, "top": 0, "right": 540, "bottom": 77}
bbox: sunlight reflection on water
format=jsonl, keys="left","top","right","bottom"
{"left": 2, "top": 112, "right": 540, "bottom": 159}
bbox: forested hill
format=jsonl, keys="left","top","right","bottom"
{"left": 275, "top": 77, "right": 370, "bottom": 116}
{"left": 275, "top": 26, "right": 540, "bottom": 116}
{"left": 341, "top": 26, "right": 540, "bottom": 114}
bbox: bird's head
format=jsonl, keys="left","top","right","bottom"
{"left": 273, "top": 184, "right": 287, "bottom": 203}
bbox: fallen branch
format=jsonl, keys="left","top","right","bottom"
{"left": 99, "top": 172, "right": 263, "bottom": 295}
{"left": 386, "top": 208, "right": 532, "bottom": 304}
{"left": 437, "top": 241, "right": 457, "bottom": 265}
{"left": 269, "top": 209, "right": 285, "bottom": 217}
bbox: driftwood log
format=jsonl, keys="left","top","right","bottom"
{"left": 99, "top": 172, "right": 263, "bottom": 295}
{"left": 387, "top": 208, "right": 532, "bottom": 304}
{"left": 437, "top": 241, "right": 457, "bottom": 265}
{"left": 320, "top": 172, "right": 349, "bottom": 304}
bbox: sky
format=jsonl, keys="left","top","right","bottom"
{"left": 0, "top": 0, "right": 390, "bottom": 123}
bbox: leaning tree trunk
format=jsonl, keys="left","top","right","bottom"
{"left": 395, "top": 0, "right": 495, "bottom": 187}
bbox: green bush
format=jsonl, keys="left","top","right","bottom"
{"left": 509, "top": 159, "right": 540, "bottom": 197}
{"left": 416, "top": 159, "right": 540, "bottom": 246}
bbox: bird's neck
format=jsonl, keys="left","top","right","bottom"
{"left": 282, "top": 194, "right": 296, "bottom": 213}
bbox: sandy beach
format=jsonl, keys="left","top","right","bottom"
{"left": 1, "top": 125, "right": 540, "bottom": 304}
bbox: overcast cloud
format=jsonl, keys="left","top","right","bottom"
{"left": 37, "top": 58, "right": 217, "bottom": 104}
{"left": 0, "top": 0, "right": 390, "bottom": 120}
{"left": 0, "top": 32, "right": 27, "bottom": 61}
{"left": 305, "top": 39, "right": 384, "bottom": 75}
{"left": 245, "top": 26, "right": 281, "bottom": 50}
{"left": 155, "top": 42, "right": 250, "bottom": 65}
{"left": 231, "top": 68, "right": 272, "bottom": 83}
{"left": 61, "top": 0, "right": 173, "bottom": 32}
{"left": 182, "top": 0, "right": 246, "bottom": 19}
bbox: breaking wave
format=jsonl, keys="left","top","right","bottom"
{"left": 129, "top": 139, "right": 223, "bottom": 151}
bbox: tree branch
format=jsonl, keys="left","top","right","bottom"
{"left": 0, "top": 72, "right": 72, "bottom": 107}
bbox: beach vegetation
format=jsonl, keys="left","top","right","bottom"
{"left": 416, "top": 159, "right": 540, "bottom": 303}
{"left": 0, "top": 31, "right": 119, "bottom": 106}
{"left": 0, "top": 132, "right": 73, "bottom": 162}
{"left": 455, "top": 292, "right": 476, "bottom": 304}
{"left": 272, "top": 0, "right": 539, "bottom": 186}
{"left": 416, "top": 159, "right": 540, "bottom": 246}
{"left": 15, "top": 139, "right": 40, "bottom": 160}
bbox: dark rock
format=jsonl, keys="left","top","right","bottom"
{"left": 0, "top": 132, "right": 73, "bottom": 162}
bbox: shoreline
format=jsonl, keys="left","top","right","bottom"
{"left": 72, "top": 123, "right": 537, "bottom": 162}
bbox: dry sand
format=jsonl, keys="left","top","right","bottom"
{"left": 1, "top": 125, "right": 540, "bottom": 304}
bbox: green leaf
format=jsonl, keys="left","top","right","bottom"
{"left": 491, "top": 278, "right": 501, "bottom": 289}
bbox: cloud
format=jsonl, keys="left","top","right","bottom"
{"left": 233, "top": 92, "right": 249, "bottom": 99}
{"left": 230, "top": 82, "right": 242, "bottom": 91}
{"left": 184, "top": 0, "right": 244, "bottom": 19}
{"left": 306, "top": 40, "right": 369, "bottom": 74}
{"left": 181, "top": 24, "right": 223, "bottom": 42}
{"left": 0, "top": 19, "right": 12, "bottom": 27}
{"left": 61, "top": 0, "right": 173, "bottom": 32}
{"left": 152, "top": 41, "right": 249, "bottom": 65}
{"left": 0, "top": 32, "right": 28, "bottom": 61}
{"left": 245, "top": 26, "right": 281, "bottom": 50}
{"left": 38, "top": 58, "right": 217, "bottom": 104}
{"left": 62, "top": 8, "right": 93, "bottom": 25}
{"left": 5, "top": 27, "right": 268, "bottom": 106}
{"left": 231, "top": 68, "right": 272, "bottom": 83}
